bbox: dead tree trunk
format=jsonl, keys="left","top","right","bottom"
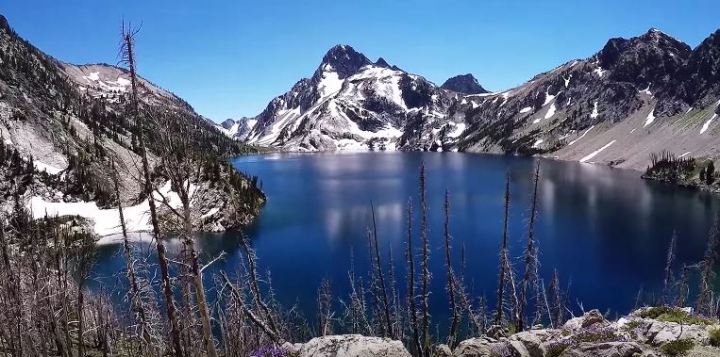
{"left": 418, "top": 163, "right": 431, "bottom": 357}
{"left": 495, "top": 174, "right": 511, "bottom": 325}
{"left": 519, "top": 164, "right": 541, "bottom": 331}
{"left": 443, "top": 190, "right": 460, "bottom": 348}
{"left": 405, "top": 198, "right": 423, "bottom": 356}
{"left": 369, "top": 202, "right": 392, "bottom": 337}
{"left": 120, "top": 26, "right": 184, "bottom": 357}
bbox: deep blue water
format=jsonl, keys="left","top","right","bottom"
{"left": 92, "top": 152, "right": 720, "bottom": 324}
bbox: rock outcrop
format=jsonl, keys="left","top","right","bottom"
{"left": 289, "top": 335, "right": 411, "bottom": 357}
{"left": 450, "top": 308, "right": 719, "bottom": 357}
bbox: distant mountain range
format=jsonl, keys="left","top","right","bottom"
{"left": 221, "top": 28, "right": 720, "bottom": 170}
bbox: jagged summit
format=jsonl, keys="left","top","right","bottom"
{"left": 441, "top": 74, "right": 488, "bottom": 94}
{"left": 317, "top": 44, "right": 372, "bottom": 79}
{"left": 375, "top": 57, "right": 390, "bottom": 68}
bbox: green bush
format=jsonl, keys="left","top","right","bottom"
{"left": 709, "top": 327, "right": 720, "bottom": 347}
{"left": 660, "top": 339, "right": 695, "bottom": 356}
{"left": 638, "top": 307, "right": 712, "bottom": 326}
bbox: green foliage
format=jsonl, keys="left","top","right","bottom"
{"left": 660, "top": 339, "right": 695, "bottom": 356}
{"left": 638, "top": 307, "right": 713, "bottom": 326}
{"left": 622, "top": 320, "right": 643, "bottom": 330}
{"left": 709, "top": 327, "right": 720, "bottom": 347}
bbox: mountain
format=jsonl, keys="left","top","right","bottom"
{"left": 218, "top": 117, "right": 258, "bottom": 141}
{"left": 441, "top": 74, "right": 488, "bottom": 94}
{"left": 0, "top": 15, "right": 264, "bottom": 233}
{"left": 244, "top": 45, "right": 459, "bottom": 151}
{"left": 242, "top": 30, "right": 720, "bottom": 170}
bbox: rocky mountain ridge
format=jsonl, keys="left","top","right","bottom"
{"left": 232, "top": 29, "right": 720, "bottom": 170}
{"left": 0, "top": 14, "right": 264, "bottom": 234}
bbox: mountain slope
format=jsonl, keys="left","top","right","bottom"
{"left": 0, "top": 15, "right": 263, "bottom": 233}
{"left": 242, "top": 30, "right": 720, "bottom": 170}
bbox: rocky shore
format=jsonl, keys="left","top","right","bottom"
{"left": 278, "top": 307, "right": 720, "bottom": 357}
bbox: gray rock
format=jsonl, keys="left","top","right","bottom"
{"left": 453, "top": 337, "right": 520, "bottom": 357}
{"left": 558, "top": 341, "right": 643, "bottom": 357}
{"left": 434, "top": 344, "right": 453, "bottom": 357}
{"left": 298, "top": 334, "right": 410, "bottom": 357}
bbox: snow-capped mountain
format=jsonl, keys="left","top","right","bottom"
{"left": 245, "top": 45, "right": 461, "bottom": 151}
{"left": 242, "top": 29, "right": 720, "bottom": 169}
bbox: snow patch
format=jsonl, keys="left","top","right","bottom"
{"left": 519, "top": 106, "right": 532, "bottom": 114}
{"left": 644, "top": 108, "right": 656, "bottom": 127}
{"left": 580, "top": 140, "right": 616, "bottom": 163}
{"left": 544, "top": 103, "right": 557, "bottom": 120}
{"left": 34, "top": 161, "right": 63, "bottom": 175}
{"left": 679, "top": 152, "right": 691, "bottom": 158}
{"left": 85, "top": 72, "right": 100, "bottom": 81}
{"left": 594, "top": 66, "right": 605, "bottom": 78}
{"left": 568, "top": 125, "right": 595, "bottom": 146}
{"left": 116, "top": 77, "right": 131, "bottom": 86}
{"left": 28, "top": 181, "right": 197, "bottom": 236}
{"left": 543, "top": 87, "right": 556, "bottom": 106}
{"left": 318, "top": 69, "right": 343, "bottom": 99}
{"left": 700, "top": 114, "right": 717, "bottom": 134}
{"left": 639, "top": 85, "right": 652, "bottom": 97}
{"left": 532, "top": 139, "right": 544, "bottom": 148}
{"left": 447, "top": 123, "right": 466, "bottom": 138}
{"left": 591, "top": 101, "right": 599, "bottom": 119}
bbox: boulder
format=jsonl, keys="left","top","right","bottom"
{"left": 297, "top": 335, "right": 410, "bottom": 357}
{"left": 434, "top": 344, "right": 453, "bottom": 357}
{"left": 453, "top": 337, "right": 520, "bottom": 357}
{"left": 558, "top": 341, "right": 643, "bottom": 357}
{"left": 647, "top": 320, "right": 708, "bottom": 345}
{"left": 508, "top": 330, "right": 557, "bottom": 357}
{"left": 563, "top": 310, "right": 606, "bottom": 333}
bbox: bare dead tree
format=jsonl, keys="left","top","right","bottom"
{"left": 405, "top": 198, "right": 423, "bottom": 356}
{"left": 519, "top": 164, "right": 541, "bottom": 331}
{"left": 675, "top": 264, "right": 690, "bottom": 308}
{"left": 662, "top": 231, "right": 677, "bottom": 306}
{"left": 317, "top": 278, "right": 333, "bottom": 336}
{"left": 238, "top": 232, "right": 281, "bottom": 337}
{"left": 418, "top": 163, "right": 431, "bottom": 356}
{"left": 154, "top": 112, "right": 218, "bottom": 357}
{"left": 548, "top": 269, "right": 564, "bottom": 327}
{"left": 697, "top": 216, "right": 719, "bottom": 316}
{"left": 220, "top": 272, "right": 283, "bottom": 344}
{"left": 495, "top": 173, "right": 511, "bottom": 325}
{"left": 443, "top": 190, "right": 460, "bottom": 347}
{"left": 368, "top": 202, "right": 392, "bottom": 337}
{"left": 387, "top": 244, "right": 402, "bottom": 341}
{"left": 119, "top": 24, "right": 184, "bottom": 357}
{"left": 111, "top": 160, "right": 156, "bottom": 350}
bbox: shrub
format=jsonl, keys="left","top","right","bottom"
{"left": 637, "top": 307, "right": 712, "bottom": 326}
{"left": 660, "top": 339, "right": 695, "bottom": 356}
{"left": 709, "top": 327, "right": 720, "bottom": 347}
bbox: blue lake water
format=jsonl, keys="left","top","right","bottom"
{"left": 92, "top": 152, "right": 720, "bottom": 325}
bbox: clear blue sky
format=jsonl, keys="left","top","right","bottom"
{"left": 2, "top": 1, "right": 719, "bottom": 121}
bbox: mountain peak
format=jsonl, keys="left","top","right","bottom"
{"left": 318, "top": 44, "right": 372, "bottom": 79}
{"left": 0, "top": 15, "right": 10, "bottom": 32}
{"left": 441, "top": 74, "right": 488, "bottom": 94}
{"left": 375, "top": 57, "right": 391, "bottom": 68}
